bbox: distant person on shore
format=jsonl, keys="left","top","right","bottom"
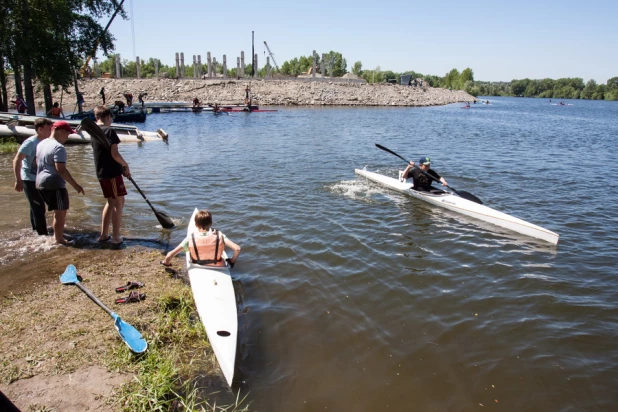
{"left": 93, "top": 105, "right": 131, "bottom": 245}
{"left": 123, "top": 92, "right": 133, "bottom": 107}
{"left": 193, "top": 97, "right": 201, "bottom": 107}
{"left": 12, "top": 95, "right": 27, "bottom": 114}
{"left": 35, "top": 121, "right": 85, "bottom": 245}
{"left": 13, "top": 118, "right": 53, "bottom": 236}
{"left": 244, "top": 85, "right": 251, "bottom": 105}
{"left": 47, "top": 102, "right": 64, "bottom": 118}
{"left": 160, "top": 209, "right": 241, "bottom": 268}
{"left": 401, "top": 156, "right": 448, "bottom": 193}
{"left": 213, "top": 103, "right": 220, "bottom": 113}
{"left": 138, "top": 92, "right": 147, "bottom": 108}
{"left": 114, "top": 100, "right": 125, "bottom": 113}
{"left": 99, "top": 87, "right": 106, "bottom": 104}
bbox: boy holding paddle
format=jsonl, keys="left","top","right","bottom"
{"left": 93, "top": 106, "right": 131, "bottom": 244}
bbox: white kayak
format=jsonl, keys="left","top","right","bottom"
{"left": 186, "top": 208, "right": 237, "bottom": 386}
{"left": 355, "top": 168, "right": 559, "bottom": 245}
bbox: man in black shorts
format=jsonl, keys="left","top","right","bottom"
{"left": 35, "top": 121, "right": 85, "bottom": 245}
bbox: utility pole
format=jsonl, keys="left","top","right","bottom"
{"left": 251, "top": 31, "right": 255, "bottom": 77}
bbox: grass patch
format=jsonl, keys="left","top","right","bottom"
{"left": 0, "top": 136, "right": 20, "bottom": 154}
{"left": 108, "top": 286, "right": 250, "bottom": 411}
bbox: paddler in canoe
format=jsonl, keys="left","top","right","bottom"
{"left": 401, "top": 156, "right": 449, "bottom": 194}
{"left": 161, "top": 209, "right": 241, "bottom": 267}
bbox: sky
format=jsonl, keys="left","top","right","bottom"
{"left": 97, "top": 0, "right": 618, "bottom": 83}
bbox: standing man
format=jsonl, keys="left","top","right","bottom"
{"left": 244, "top": 84, "right": 251, "bottom": 105}
{"left": 35, "top": 121, "right": 85, "bottom": 245}
{"left": 93, "top": 105, "right": 131, "bottom": 244}
{"left": 99, "top": 87, "right": 106, "bottom": 104}
{"left": 13, "top": 118, "right": 53, "bottom": 235}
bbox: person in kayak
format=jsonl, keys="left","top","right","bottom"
{"left": 47, "top": 102, "right": 64, "bottom": 118}
{"left": 93, "top": 105, "right": 131, "bottom": 244}
{"left": 161, "top": 210, "right": 241, "bottom": 268}
{"left": 401, "top": 156, "right": 448, "bottom": 193}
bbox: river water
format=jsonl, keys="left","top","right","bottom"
{"left": 1, "top": 97, "right": 618, "bottom": 411}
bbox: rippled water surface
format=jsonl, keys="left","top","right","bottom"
{"left": 1, "top": 97, "right": 618, "bottom": 411}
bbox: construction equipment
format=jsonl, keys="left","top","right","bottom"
{"left": 80, "top": 0, "right": 126, "bottom": 77}
{"left": 263, "top": 41, "right": 279, "bottom": 71}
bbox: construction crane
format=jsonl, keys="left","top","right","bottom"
{"left": 263, "top": 41, "right": 279, "bottom": 71}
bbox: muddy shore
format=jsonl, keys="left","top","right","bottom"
{"left": 0, "top": 246, "right": 236, "bottom": 411}
{"left": 6, "top": 78, "right": 475, "bottom": 110}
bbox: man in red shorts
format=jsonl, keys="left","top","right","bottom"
{"left": 92, "top": 105, "right": 131, "bottom": 244}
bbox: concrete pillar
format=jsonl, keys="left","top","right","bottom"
{"left": 312, "top": 50, "right": 317, "bottom": 78}
{"left": 321, "top": 53, "right": 326, "bottom": 77}
{"left": 223, "top": 55, "right": 227, "bottom": 78}
{"left": 237, "top": 57, "right": 240, "bottom": 79}
{"left": 136, "top": 56, "right": 141, "bottom": 79}
{"left": 180, "top": 52, "right": 185, "bottom": 77}
{"left": 175, "top": 53, "right": 180, "bottom": 78}
{"left": 213, "top": 58, "right": 217, "bottom": 77}
{"left": 241, "top": 51, "right": 245, "bottom": 78}
{"left": 254, "top": 54, "right": 258, "bottom": 78}
{"left": 207, "top": 52, "right": 212, "bottom": 78}
{"left": 115, "top": 54, "right": 121, "bottom": 78}
{"left": 154, "top": 59, "right": 159, "bottom": 78}
{"left": 329, "top": 55, "right": 334, "bottom": 79}
{"left": 197, "top": 55, "right": 202, "bottom": 78}
{"left": 266, "top": 57, "right": 270, "bottom": 78}
{"left": 192, "top": 55, "right": 196, "bottom": 78}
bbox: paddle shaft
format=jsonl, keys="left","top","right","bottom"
{"left": 75, "top": 282, "right": 114, "bottom": 317}
{"left": 80, "top": 118, "right": 175, "bottom": 228}
{"left": 374, "top": 143, "right": 483, "bottom": 204}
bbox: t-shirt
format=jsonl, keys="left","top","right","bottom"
{"left": 411, "top": 168, "right": 441, "bottom": 192}
{"left": 17, "top": 136, "right": 44, "bottom": 181}
{"left": 35, "top": 138, "right": 67, "bottom": 190}
{"left": 91, "top": 126, "right": 123, "bottom": 179}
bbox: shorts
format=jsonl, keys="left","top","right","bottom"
{"left": 99, "top": 175, "right": 127, "bottom": 199}
{"left": 39, "top": 188, "right": 70, "bottom": 211}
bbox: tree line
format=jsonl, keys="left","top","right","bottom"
{"left": 1, "top": 0, "right": 126, "bottom": 114}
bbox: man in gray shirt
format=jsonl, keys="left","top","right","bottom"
{"left": 36, "top": 121, "right": 85, "bottom": 245}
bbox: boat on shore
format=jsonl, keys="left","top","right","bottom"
{"left": 355, "top": 168, "right": 559, "bottom": 245}
{"left": 0, "top": 112, "right": 167, "bottom": 144}
{"left": 68, "top": 108, "right": 147, "bottom": 123}
{"left": 185, "top": 208, "right": 238, "bottom": 386}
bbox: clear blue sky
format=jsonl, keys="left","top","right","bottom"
{"left": 98, "top": 0, "right": 618, "bottom": 83}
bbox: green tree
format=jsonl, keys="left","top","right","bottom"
{"left": 443, "top": 68, "right": 460, "bottom": 89}
{"left": 352, "top": 61, "right": 363, "bottom": 75}
{"left": 459, "top": 68, "right": 474, "bottom": 89}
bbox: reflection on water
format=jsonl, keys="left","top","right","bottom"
{"left": 1, "top": 99, "right": 618, "bottom": 411}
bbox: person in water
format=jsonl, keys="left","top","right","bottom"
{"left": 244, "top": 85, "right": 251, "bottom": 105}
{"left": 401, "top": 156, "right": 448, "bottom": 192}
{"left": 161, "top": 209, "right": 241, "bottom": 267}
{"left": 47, "top": 102, "right": 64, "bottom": 118}
{"left": 213, "top": 103, "right": 220, "bottom": 113}
{"left": 93, "top": 106, "right": 131, "bottom": 245}
{"left": 13, "top": 118, "right": 53, "bottom": 235}
{"left": 13, "top": 94, "right": 27, "bottom": 113}
{"left": 193, "top": 97, "right": 201, "bottom": 107}
{"left": 35, "top": 121, "right": 85, "bottom": 245}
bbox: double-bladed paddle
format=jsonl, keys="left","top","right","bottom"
{"left": 78, "top": 117, "right": 175, "bottom": 229}
{"left": 375, "top": 143, "right": 483, "bottom": 204}
{"left": 59, "top": 264, "right": 148, "bottom": 354}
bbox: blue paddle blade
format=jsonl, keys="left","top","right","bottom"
{"left": 112, "top": 313, "right": 148, "bottom": 354}
{"left": 59, "top": 264, "right": 79, "bottom": 284}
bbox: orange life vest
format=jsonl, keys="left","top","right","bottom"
{"left": 189, "top": 230, "right": 225, "bottom": 266}
{"left": 50, "top": 107, "right": 61, "bottom": 117}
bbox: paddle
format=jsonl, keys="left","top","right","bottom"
{"left": 374, "top": 143, "right": 483, "bottom": 204}
{"left": 78, "top": 118, "right": 175, "bottom": 229}
{"left": 59, "top": 264, "right": 148, "bottom": 354}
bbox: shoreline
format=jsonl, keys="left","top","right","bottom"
{"left": 6, "top": 78, "right": 476, "bottom": 110}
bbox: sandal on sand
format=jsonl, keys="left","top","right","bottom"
{"left": 160, "top": 260, "right": 172, "bottom": 267}
{"left": 115, "top": 290, "right": 146, "bottom": 304}
{"left": 115, "top": 281, "right": 145, "bottom": 293}
{"left": 98, "top": 235, "right": 111, "bottom": 243}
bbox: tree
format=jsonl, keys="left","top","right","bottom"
{"left": 352, "top": 61, "right": 362, "bottom": 75}
{"left": 459, "top": 68, "right": 474, "bottom": 89}
{"left": 2, "top": 0, "right": 126, "bottom": 113}
{"left": 443, "top": 68, "right": 460, "bottom": 89}
{"left": 580, "top": 79, "right": 597, "bottom": 100}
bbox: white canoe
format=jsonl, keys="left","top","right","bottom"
{"left": 186, "top": 208, "right": 237, "bottom": 386}
{"left": 355, "top": 168, "right": 559, "bottom": 245}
